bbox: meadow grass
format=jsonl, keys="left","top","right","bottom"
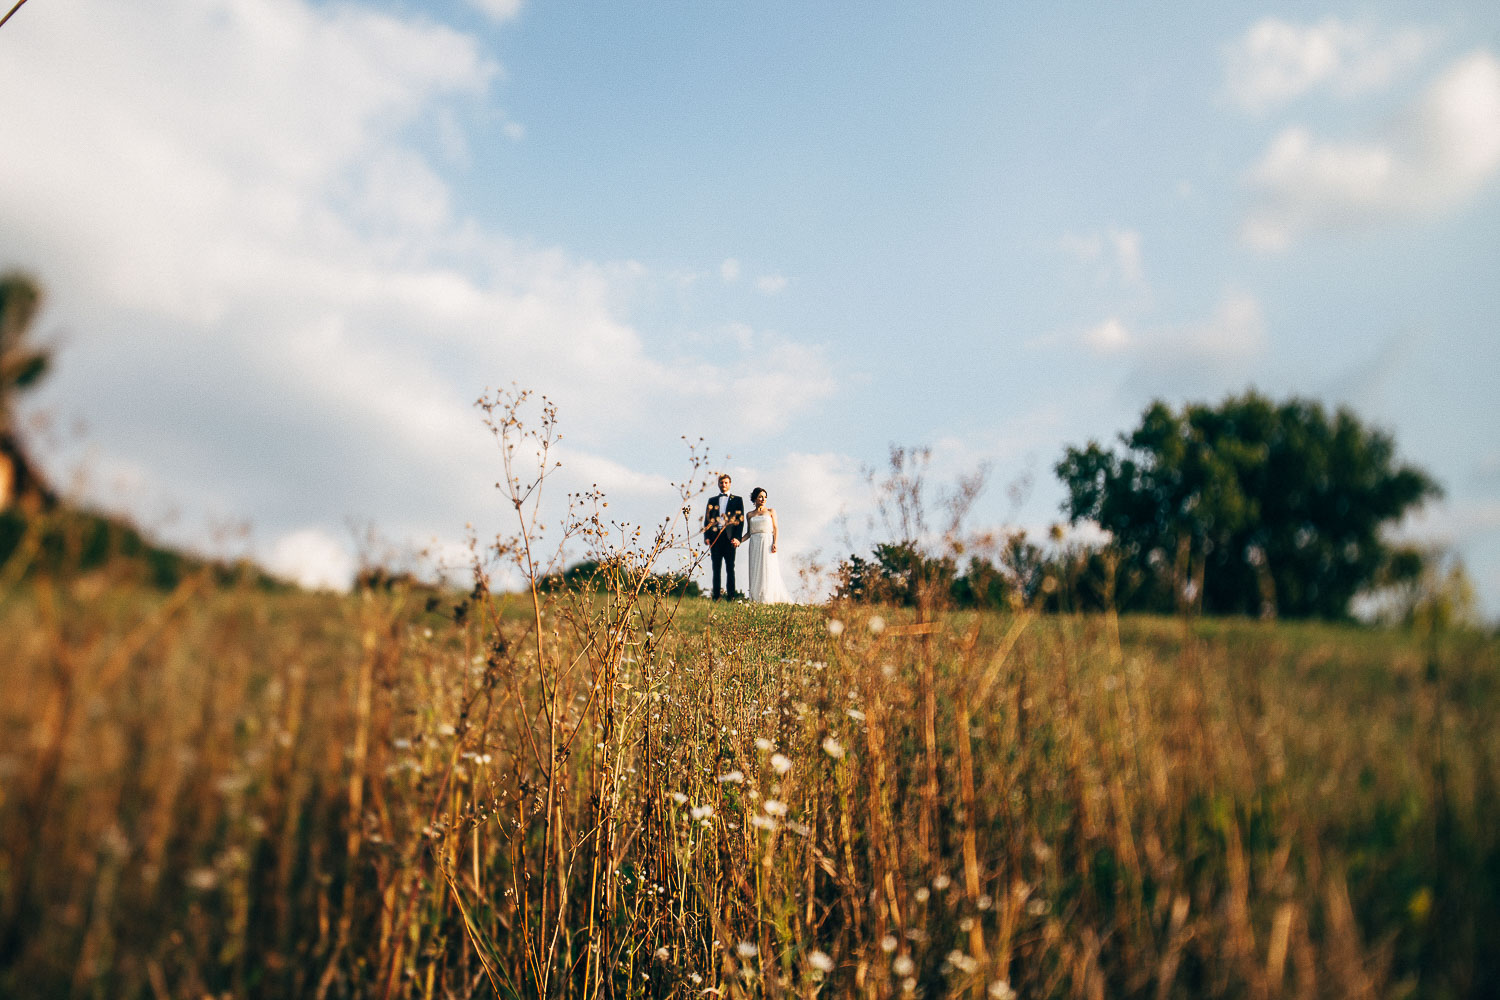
{"left": 2, "top": 559, "right": 1495, "bottom": 999}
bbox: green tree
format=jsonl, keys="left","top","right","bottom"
{"left": 0, "top": 272, "right": 55, "bottom": 510}
{"left": 1056, "top": 392, "right": 1440, "bottom": 619}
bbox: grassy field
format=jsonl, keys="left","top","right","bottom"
{"left": 2, "top": 558, "right": 1496, "bottom": 999}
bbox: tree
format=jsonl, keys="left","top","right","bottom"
{"left": 1056, "top": 392, "right": 1440, "bottom": 619}
{"left": 0, "top": 272, "right": 55, "bottom": 511}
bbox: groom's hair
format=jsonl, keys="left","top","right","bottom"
{"left": 718, "top": 474, "right": 731, "bottom": 488}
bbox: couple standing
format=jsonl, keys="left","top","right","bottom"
{"left": 702, "top": 473, "right": 793, "bottom": 603}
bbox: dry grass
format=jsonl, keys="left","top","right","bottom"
{"left": 2, "top": 563, "right": 1495, "bottom": 998}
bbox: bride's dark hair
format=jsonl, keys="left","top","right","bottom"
{"left": 751, "top": 487, "right": 767, "bottom": 504}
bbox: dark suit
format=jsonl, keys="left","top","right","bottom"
{"left": 703, "top": 493, "right": 745, "bottom": 600}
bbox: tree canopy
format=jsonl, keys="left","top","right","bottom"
{"left": 1, "top": 271, "right": 55, "bottom": 510}
{"left": 1056, "top": 392, "right": 1440, "bottom": 619}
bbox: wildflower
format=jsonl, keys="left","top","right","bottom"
{"left": 691, "top": 804, "right": 714, "bottom": 821}
{"left": 755, "top": 737, "right": 774, "bottom": 751}
{"left": 751, "top": 814, "right": 778, "bottom": 831}
{"left": 671, "top": 791, "right": 688, "bottom": 805}
{"left": 787, "top": 820, "right": 812, "bottom": 836}
{"left": 989, "top": 981, "right": 1017, "bottom": 1000}
{"left": 846, "top": 708, "right": 866, "bottom": 722}
{"left": 770, "top": 753, "right": 792, "bottom": 775}
{"left": 763, "top": 799, "right": 788, "bottom": 817}
{"left": 655, "top": 946, "right": 671, "bottom": 961}
{"left": 437, "top": 723, "right": 456, "bottom": 737}
{"left": 717, "top": 770, "right": 745, "bottom": 784}
{"left": 948, "top": 950, "right": 979, "bottom": 974}
{"left": 822, "top": 736, "right": 846, "bottom": 759}
{"left": 827, "top": 619, "right": 844, "bottom": 636}
{"left": 933, "top": 873, "right": 952, "bottom": 891}
{"left": 914, "top": 886, "right": 931, "bottom": 903}
{"left": 880, "top": 935, "right": 898, "bottom": 953}
{"left": 893, "top": 954, "right": 915, "bottom": 976}
{"left": 186, "top": 868, "right": 219, "bottom": 891}
{"left": 737, "top": 941, "right": 759, "bottom": 959}
{"left": 868, "top": 615, "right": 886, "bottom": 634}
{"left": 959, "top": 917, "right": 975, "bottom": 932}
{"left": 977, "top": 893, "right": 994, "bottom": 910}
{"left": 808, "top": 949, "right": 835, "bottom": 973}
{"left": 1027, "top": 898, "right": 1050, "bottom": 916}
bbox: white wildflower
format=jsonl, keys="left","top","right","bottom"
{"left": 186, "top": 868, "right": 219, "bottom": 891}
{"left": 671, "top": 791, "right": 688, "bottom": 805}
{"left": 933, "top": 873, "right": 952, "bottom": 891}
{"left": 770, "top": 753, "right": 792, "bottom": 775}
{"left": 846, "top": 708, "right": 866, "bottom": 722}
{"left": 868, "top": 615, "right": 886, "bottom": 634}
{"left": 893, "top": 954, "right": 915, "bottom": 977}
{"left": 755, "top": 737, "right": 774, "bottom": 751}
{"left": 880, "top": 935, "right": 898, "bottom": 953}
{"left": 751, "top": 814, "right": 779, "bottom": 831}
{"left": 655, "top": 946, "right": 670, "bottom": 961}
{"left": 808, "top": 949, "right": 835, "bottom": 973}
{"left": 822, "top": 736, "right": 845, "bottom": 759}
{"left": 827, "top": 619, "right": 844, "bottom": 636}
{"left": 737, "top": 941, "right": 759, "bottom": 959}
{"left": 763, "top": 799, "right": 787, "bottom": 817}
{"left": 914, "top": 886, "right": 931, "bottom": 903}
{"left": 989, "top": 981, "right": 1017, "bottom": 1000}
{"left": 690, "top": 804, "right": 714, "bottom": 821}
{"left": 717, "top": 770, "right": 745, "bottom": 784}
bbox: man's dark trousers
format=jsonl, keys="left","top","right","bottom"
{"left": 711, "top": 538, "right": 737, "bottom": 601}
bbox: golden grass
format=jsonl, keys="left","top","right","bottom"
{"left": 2, "top": 564, "right": 1495, "bottom": 999}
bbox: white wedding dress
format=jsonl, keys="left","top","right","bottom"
{"left": 744, "top": 510, "right": 794, "bottom": 604}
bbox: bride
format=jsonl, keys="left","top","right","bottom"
{"left": 744, "top": 487, "right": 794, "bottom": 604}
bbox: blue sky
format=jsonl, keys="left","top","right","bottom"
{"left": 2, "top": 1, "right": 1498, "bottom": 611}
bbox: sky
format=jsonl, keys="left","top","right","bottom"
{"left": 2, "top": 1, "right": 1498, "bottom": 611}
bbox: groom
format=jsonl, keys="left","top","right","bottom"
{"left": 703, "top": 473, "right": 745, "bottom": 600}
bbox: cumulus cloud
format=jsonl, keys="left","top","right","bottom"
{"left": 1082, "top": 317, "right": 1132, "bottom": 355}
{"left": 720, "top": 258, "right": 742, "bottom": 282}
{"left": 1224, "top": 17, "right": 1437, "bottom": 113}
{"left": 1078, "top": 293, "right": 1263, "bottom": 368}
{"left": 467, "top": 0, "right": 524, "bottom": 24}
{"left": 1243, "top": 50, "right": 1500, "bottom": 249}
{"left": 755, "top": 273, "right": 789, "bottom": 295}
{"left": 267, "top": 527, "right": 358, "bottom": 590}
{"left": 0, "top": 0, "right": 838, "bottom": 583}
{"left": 1058, "top": 229, "right": 1145, "bottom": 289}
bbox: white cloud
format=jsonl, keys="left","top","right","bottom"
{"left": 1224, "top": 17, "right": 1437, "bottom": 113}
{"left": 1058, "top": 228, "right": 1145, "bottom": 289}
{"left": 720, "top": 257, "right": 742, "bottom": 282}
{"left": 1243, "top": 50, "right": 1500, "bottom": 249}
{"left": 267, "top": 527, "right": 357, "bottom": 590}
{"left": 467, "top": 0, "right": 524, "bottom": 24}
{"left": 1083, "top": 317, "right": 1132, "bottom": 355}
{"left": 0, "top": 0, "right": 839, "bottom": 578}
{"left": 755, "top": 273, "right": 789, "bottom": 295}
{"left": 1167, "top": 291, "right": 1266, "bottom": 361}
